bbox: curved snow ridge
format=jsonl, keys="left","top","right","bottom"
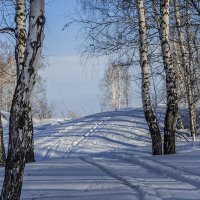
{"left": 80, "top": 156, "right": 161, "bottom": 200}
{"left": 114, "top": 154, "right": 200, "bottom": 189}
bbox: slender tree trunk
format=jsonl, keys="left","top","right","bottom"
{"left": 174, "top": 0, "right": 196, "bottom": 141}
{"left": 0, "top": 111, "right": 6, "bottom": 166}
{"left": 185, "top": 0, "right": 197, "bottom": 141}
{"left": 15, "top": 0, "right": 35, "bottom": 162}
{"left": 160, "top": 0, "right": 178, "bottom": 154}
{"left": 124, "top": 73, "right": 129, "bottom": 108}
{"left": 136, "top": 0, "right": 162, "bottom": 155}
{"left": 1, "top": 1, "right": 45, "bottom": 199}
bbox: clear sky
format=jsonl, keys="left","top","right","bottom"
{"left": 43, "top": 0, "right": 141, "bottom": 117}
{"left": 42, "top": 0, "right": 108, "bottom": 116}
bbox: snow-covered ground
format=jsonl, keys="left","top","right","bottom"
{"left": 1, "top": 107, "right": 200, "bottom": 199}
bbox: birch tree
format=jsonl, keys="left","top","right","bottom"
{"left": 100, "top": 61, "right": 130, "bottom": 111}
{"left": 0, "top": 0, "right": 35, "bottom": 163}
{"left": 136, "top": 0, "right": 162, "bottom": 155}
{"left": 160, "top": 0, "right": 178, "bottom": 154}
{"left": 75, "top": 0, "right": 164, "bottom": 154}
{"left": 1, "top": 0, "right": 45, "bottom": 199}
{"left": 174, "top": 0, "right": 196, "bottom": 141}
{"left": 75, "top": 0, "right": 199, "bottom": 153}
{"left": 15, "top": 0, "right": 35, "bottom": 163}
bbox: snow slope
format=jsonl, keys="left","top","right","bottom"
{"left": 1, "top": 107, "right": 200, "bottom": 199}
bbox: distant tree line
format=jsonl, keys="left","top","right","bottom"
{"left": 100, "top": 61, "right": 131, "bottom": 111}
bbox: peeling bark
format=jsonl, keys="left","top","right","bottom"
{"left": 1, "top": 0, "right": 45, "bottom": 199}
{"left": 136, "top": 0, "right": 162, "bottom": 155}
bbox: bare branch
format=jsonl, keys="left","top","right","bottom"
{"left": 188, "top": 0, "right": 200, "bottom": 16}
{"left": 0, "top": 27, "right": 15, "bottom": 34}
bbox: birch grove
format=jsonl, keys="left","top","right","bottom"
{"left": 75, "top": 0, "right": 199, "bottom": 154}
{"left": 174, "top": 0, "right": 196, "bottom": 141}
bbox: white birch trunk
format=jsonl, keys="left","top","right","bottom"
{"left": 124, "top": 70, "right": 129, "bottom": 108}
{"left": 160, "top": 0, "right": 178, "bottom": 154}
{"left": 15, "top": 0, "right": 35, "bottom": 163}
{"left": 15, "top": 0, "right": 26, "bottom": 79}
{"left": 136, "top": 0, "right": 162, "bottom": 155}
{"left": 172, "top": 37, "right": 185, "bottom": 101}
{"left": 1, "top": 0, "right": 45, "bottom": 199}
{"left": 185, "top": 0, "right": 197, "bottom": 141}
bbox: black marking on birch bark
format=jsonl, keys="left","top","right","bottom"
{"left": 137, "top": 0, "right": 162, "bottom": 155}
{"left": 1, "top": 1, "right": 45, "bottom": 199}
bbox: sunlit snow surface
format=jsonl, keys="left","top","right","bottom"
{"left": 1, "top": 107, "right": 200, "bottom": 199}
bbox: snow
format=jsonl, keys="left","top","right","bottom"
{"left": 1, "top": 111, "right": 9, "bottom": 127}
{"left": 1, "top": 107, "right": 200, "bottom": 199}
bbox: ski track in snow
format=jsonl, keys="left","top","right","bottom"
{"left": 37, "top": 116, "right": 113, "bottom": 159}
{"left": 81, "top": 153, "right": 200, "bottom": 200}
{"left": 29, "top": 109, "right": 200, "bottom": 199}
{"left": 65, "top": 117, "right": 112, "bottom": 157}
{"left": 80, "top": 156, "right": 161, "bottom": 200}
{"left": 114, "top": 154, "right": 200, "bottom": 188}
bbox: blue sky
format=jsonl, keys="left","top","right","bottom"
{"left": 43, "top": 0, "right": 108, "bottom": 116}
{"left": 45, "top": 0, "right": 80, "bottom": 56}
{"left": 43, "top": 0, "right": 141, "bottom": 117}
